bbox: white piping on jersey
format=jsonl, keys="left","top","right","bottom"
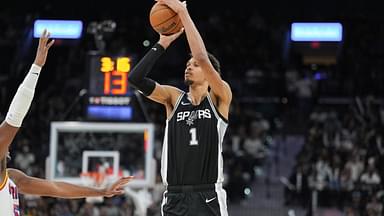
{"left": 166, "top": 92, "right": 185, "bottom": 121}
{"left": 161, "top": 121, "right": 169, "bottom": 186}
{"left": 207, "top": 94, "right": 228, "bottom": 125}
{"left": 160, "top": 190, "right": 168, "bottom": 216}
{"left": 215, "top": 183, "right": 229, "bottom": 216}
{"left": 216, "top": 118, "right": 227, "bottom": 184}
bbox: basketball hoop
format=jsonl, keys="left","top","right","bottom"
{"left": 80, "top": 172, "right": 107, "bottom": 187}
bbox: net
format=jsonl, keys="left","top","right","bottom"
{"left": 80, "top": 171, "right": 107, "bottom": 203}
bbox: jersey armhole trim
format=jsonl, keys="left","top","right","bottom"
{"left": 0, "top": 171, "right": 8, "bottom": 190}
{"left": 207, "top": 94, "right": 228, "bottom": 124}
{"left": 166, "top": 92, "right": 185, "bottom": 121}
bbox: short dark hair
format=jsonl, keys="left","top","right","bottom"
{"left": 189, "top": 52, "right": 221, "bottom": 74}
{"left": 208, "top": 52, "right": 221, "bottom": 74}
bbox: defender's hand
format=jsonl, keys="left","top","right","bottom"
{"left": 102, "top": 176, "right": 134, "bottom": 197}
{"left": 33, "top": 29, "right": 55, "bottom": 67}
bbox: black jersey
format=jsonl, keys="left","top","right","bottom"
{"left": 161, "top": 92, "right": 228, "bottom": 186}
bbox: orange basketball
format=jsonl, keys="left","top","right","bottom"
{"left": 149, "top": 2, "right": 183, "bottom": 35}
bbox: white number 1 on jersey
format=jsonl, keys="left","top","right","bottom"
{"left": 189, "top": 127, "right": 199, "bottom": 146}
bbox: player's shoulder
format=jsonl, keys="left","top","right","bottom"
{"left": 159, "top": 85, "right": 185, "bottom": 108}
{"left": 210, "top": 81, "right": 232, "bottom": 104}
{"left": 163, "top": 85, "right": 184, "bottom": 93}
{"left": 221, "top": 80, "right": 232, "bottom": 93}
{"left": 7, "top": 168, "right": 26, "bottom": 182}
{"left": 222, "top": 80, "right": 232, "bottom": 101}
{"left": 163, "top": 85, "right": 184, "bottom": 99}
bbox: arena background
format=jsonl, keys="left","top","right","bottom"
{"left": 1, "top": 0, "right": 383, "bottom": 215}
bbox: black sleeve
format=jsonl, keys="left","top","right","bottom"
{"left": 128, "top": 43, "right": 165, "bottom": 96}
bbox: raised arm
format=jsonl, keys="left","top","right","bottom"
{"left": 8, "top": 168, "right": 133, "bottom": 198}
{"left": 128, "top": 28, "right": 184, "bottom": 116}
{"left": 158, "top": 0, "right": 232, "bottom": 105}
{"left": 0, "top": 30, "right": 54, "bottom": 161}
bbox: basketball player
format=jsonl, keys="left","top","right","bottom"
{"left": 0, "top": 30, "right": 133, "bottom": 216}
{"left": 128, "top": 0, "right": 232, "bottom": 215}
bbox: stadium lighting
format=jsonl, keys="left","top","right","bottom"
{"left": 34, "top": 20, "right": 83, "bottom": 39}
{"left": 291, "top": 22, "right": 343, "bottom": 42}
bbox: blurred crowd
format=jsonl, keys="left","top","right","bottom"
{"left": 285, "top": 97, "right": 384, "bottom": 215}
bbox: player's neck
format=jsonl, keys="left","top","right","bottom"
{"left": 188, "top": 84, "right": 208, "bottom": 105}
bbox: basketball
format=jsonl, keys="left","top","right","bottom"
{"left": 149, "top": 3, "right": 183, "bottom": 35}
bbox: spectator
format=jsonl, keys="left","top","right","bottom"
{"left": 366, "top": 196, "right": 383, "bottom": 216}
{"left": 14, "top": 140, "right": 35, "bottom": 175}
{"left": 78, "top": 202, "right": 100, "bottom": 216}
{"left": 344, "top": 154, "right": 364, "bottom": 184}
{"left": 360, "top": 165, "right": 381, "bottom": 192}
{"left": 243, "top": 121, "right": 268, "bottom": 176}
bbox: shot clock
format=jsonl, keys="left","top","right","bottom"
{"left": 86, "top": 53, "right": 135, "bottom": 121}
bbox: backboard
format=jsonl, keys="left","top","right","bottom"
{"left": 48, "top": 121, "right": 155, "bottom": 189}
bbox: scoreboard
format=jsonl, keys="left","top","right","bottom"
{"left": 289, "top": 22, "right": 343, "bottom": 65}
{"left": 87, "top": 53, "right": 135, "bottom": 121}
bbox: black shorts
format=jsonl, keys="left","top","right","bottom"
{"left": 161, "top": 184, "right": 228, "bottom": 216}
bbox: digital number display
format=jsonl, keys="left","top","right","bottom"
{"left": 88, "top": 55, "right": 133, "bottom": 97}
{"left": 87, "top": 54, "right": 134, "bottom": 121}
{"left": 100, "top": 57, "right": 131, "bottom": 95}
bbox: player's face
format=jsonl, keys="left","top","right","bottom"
{"left": 184, "top": 58, "right": 205, "bottom": 86}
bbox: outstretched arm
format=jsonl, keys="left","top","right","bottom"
{"left": 0, "top": 30, "right": 54, "bottom": 161}
{"left": 8, "top": 169, "right": 133, "bottom": 198}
